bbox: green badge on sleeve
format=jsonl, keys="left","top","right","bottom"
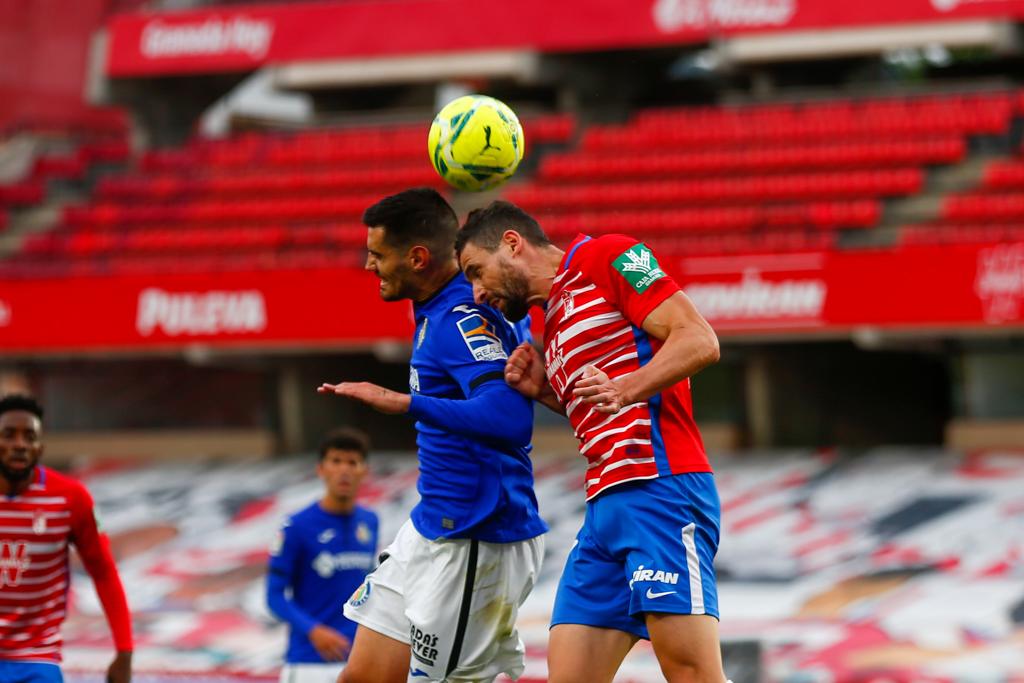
{"left": 613, "top": 244, "right": 666, "bottom": 293}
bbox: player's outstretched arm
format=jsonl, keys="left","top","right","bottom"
{"left": 506, "top": 342, "right": 564, "bottom": 415}
{"left": 574, "top": 291, "right": 719, "bottom": 414}
{"left": 318, "top": 382, "right": 410, "bottom": 414}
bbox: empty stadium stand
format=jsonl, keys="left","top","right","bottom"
{"left": 2, "top": 92, "right": 1023, "bottom": 277}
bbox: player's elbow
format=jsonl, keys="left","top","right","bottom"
{"left": 697, "top": 328, "right": 720, "bottom": 370}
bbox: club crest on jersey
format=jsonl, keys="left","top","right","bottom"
{"left": 356, "top": 522, "right": 372, "bottom": 545}
{"left": 613, "top": 244, "right": 666, "bottom": 294}
{"left": 268, "top": 525, "right": 286, "bottom": 556}
{"left": 349, "top": 580, "right": 371, "bottom": 607}
{"left": 33, "top": 510, "right": 47, "bottom": 535}
{"left": 561, "top": 290, "right": 575, "bottom": 317}
{"left": 416, "top": 319, "right": 428, "bottom": 349}
{"left": 456, "top": 312, "right": 507, "bottom": 362}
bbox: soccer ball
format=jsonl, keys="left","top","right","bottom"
{"left": 428, "top": 95, "right": 524, "bottom": 192}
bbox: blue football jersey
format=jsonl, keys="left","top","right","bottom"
{"left": 267, "top": 502, "right": 379, "bottom": 663}
{"left": 408, "top": 273, "right": 547, "bottom": 542}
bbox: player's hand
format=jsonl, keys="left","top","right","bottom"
{"left": 572, "top": 365, "right": 628, "bottom": 414}
{"left": 106, "top": 650, "right": 132, "bottom": 683}
{"left": 318, "top": 381, "right": 411, "bottom": 414}
{"left": 309, "top": 624, "right": 351, "bottom": 662}
{"left": 505, "top": 342, "right": 546, "bottom": 399}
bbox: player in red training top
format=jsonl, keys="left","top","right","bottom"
{"left": 457, "top": 202, "right": 727, "bottom": 683}
{"left": 0, "top": 394, "right": 133, "bottom": 683}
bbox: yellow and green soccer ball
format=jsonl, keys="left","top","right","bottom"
{"left": 428, "top": 95, "right": 524, "bottom": 192}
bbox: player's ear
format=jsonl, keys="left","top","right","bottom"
{"left": 502, "top": 230, "right": 523, "bottom": 255}
{"left": 408, "top": 244, "right": 431, "bottom": 272}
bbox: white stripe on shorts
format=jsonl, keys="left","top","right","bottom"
{"left": 681, "top": 522, "right": 705, "bottom": 615}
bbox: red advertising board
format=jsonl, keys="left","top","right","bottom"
{"left": 0, "top": 267, "right": 414, "bottom": 354}
{"left": 1, "top": 243, "right": 1022, "bottom": 354}
{"left": 105, "top": 0, "right": 1024, "bottom": 77}
{"left": 675, "top": 242, "right": 1024, "bottom": 334}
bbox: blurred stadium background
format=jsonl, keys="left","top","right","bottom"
{"left": 3, "top": 0, "right": 1024, "bottom": 681}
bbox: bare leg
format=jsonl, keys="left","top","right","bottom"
{"left": 546, "top": 623, "right": 639, "bottom": 683}
{"left": 337, "top": 625, "right": 410, "bottom": 683}
{"left": 646, "top": 613, "right": 726, "bottom": 683}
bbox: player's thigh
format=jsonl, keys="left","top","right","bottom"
{"left": 606, "top": 474, "right": 721, "bottom": 622}
{"left": 0, "top": 662, "right": 64, "bottom": 683}
{"left": 343, "top": 521, "right": 415, "bottom": 647}
{"left": 645, "top": 613, "right": 725, "bottom": 683}
{"left": 405, "top": 534, "right": 543, "bottom": 682}
{"left": 547, "top": 623, "right": 638, "bottom": 683}
{"left": 338, "top": 625, "right": 410, "bottom": 683}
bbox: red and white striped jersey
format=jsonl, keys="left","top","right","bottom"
{"left": 0, "top": 466, "right": 111, "bottom": 663}
{"left": 544, "top": 234, "right": 712, "bottom": 500}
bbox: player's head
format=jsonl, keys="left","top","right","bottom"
{"left": 0, "top": 394, "right": 44, "bottom": 484}
{"left": 317, "top": 428, "right": 370, "bottom": 503}
{"left": 362, "top": 187, "right": 459, "bottom": 302}
{"left": 456, "top": 200, "right": 553, "bottom": 322}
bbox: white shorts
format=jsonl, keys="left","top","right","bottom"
{"left": 278, "top": 662, "right": 345, "bottom": 683}
{"left": 343, "top": 519, "right": 544, "bottom": 683}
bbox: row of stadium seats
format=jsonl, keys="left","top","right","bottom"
{"left": 139, "top": 114, "right": 574, "bottom": 172}
{"left": 583, "top": 93, "right": 1018, "bottom": 151}
{"left": 900, "top": 223, "right": 1024, "bottom": 245}
{"left": 537, "top": 138, "right": 965, "bottom": 181}
{"left": 95, "top": 165, "right": 446, "bottom": 202}
{"left": 506, "top": 170, "right": 922, "bottom": 211}
{"left": 532, "top": 201, "right": 881, "bottom": 236}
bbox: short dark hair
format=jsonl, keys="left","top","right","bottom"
{"left": 0, "top": 394, "right": 43, "bottom": 421}
{"left": 456, "top": 200, "right": 552, "bottom": 257}
{"left": 362, "top": 187, "right": 458, "bottom": 257}
{"left": 318, "top": 428, "right": 369, "bottom": 461}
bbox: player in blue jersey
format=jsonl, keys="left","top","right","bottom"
{"left": 317, "top": 187, "right": 548, "bottom": 683}
{"left": 267, "top": 428, "right": 379, "bottom": 683}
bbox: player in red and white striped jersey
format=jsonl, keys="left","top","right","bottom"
{"left": 458, "top": 203, "right": 727, "bottom": 683}
{"left": 0, "top": 394, "right": 132, "bottom": 683}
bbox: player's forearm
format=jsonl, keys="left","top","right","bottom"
{"left": 266, "top": 575, "right": 319, "bottom": 635}
{"left": 408, "top": 384, "right": 533, "bottom": 447}
{"left": 90, "top": 562, "right": 134, "bottom": 652}
{"left": 618, "top": 325, "right": 720, "bottom": 406}
{"left": 536, "top": 381, "right": 566, "bottom": 415}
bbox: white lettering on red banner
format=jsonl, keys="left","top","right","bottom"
{"left": 0, "top": 299, "right": 10, "bottom": 328}
{"left": 686, "top": 269, "right": 826, "bottom": 321}
{"left": 974, "top": 242, "right": 1024, "bottom": 324}
{"left": 653, "top": 0, "right": 797, "bottom": 32}
{"left": 136, "top": 288, "right": 267, "bottom": 337}
{"left": 140, "top": 17, "right": 274, "bottom": 60}
{"left": 930, "top": 0, "right": 1003, "bottom": 12}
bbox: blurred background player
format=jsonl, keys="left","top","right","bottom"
{"left": 0, "top": 394, "right": 133, "bottom": 683}
{"left": 457, "top": 203, "right": 725, "bottom": 683}
{"left": 266, "top": 428, "right": 378, "bottom": 683}
{"left": 317, "top": 188, "right": 547, "bottom": 683}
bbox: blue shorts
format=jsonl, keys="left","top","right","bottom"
{"left": 0, "top": 661, "right": 64, "bottom": 683}
{"left": 551, "top": 472, "right": 720, "bottom": 640}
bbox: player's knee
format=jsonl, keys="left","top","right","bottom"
{"left": 657, "top": 659, "right": 726, "bottom": 683}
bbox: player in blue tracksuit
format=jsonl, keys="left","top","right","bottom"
{"left": 267, "top": 429, "right": 379, "bottom": 683}
{"left": 318, "top": 188, "right": 547, "bottom": 683}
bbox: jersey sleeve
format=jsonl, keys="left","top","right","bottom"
{"left": 69, "top": 483, "right": 134, "bottom": 652}
{"left": 265, "top": 517, "right": 319, "bottom": 635}
{"left": 407, "top": 303, "right": 533, "bottom": 446}
{"left": 588, "top": 235, "right": 681, "bottom": 328}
